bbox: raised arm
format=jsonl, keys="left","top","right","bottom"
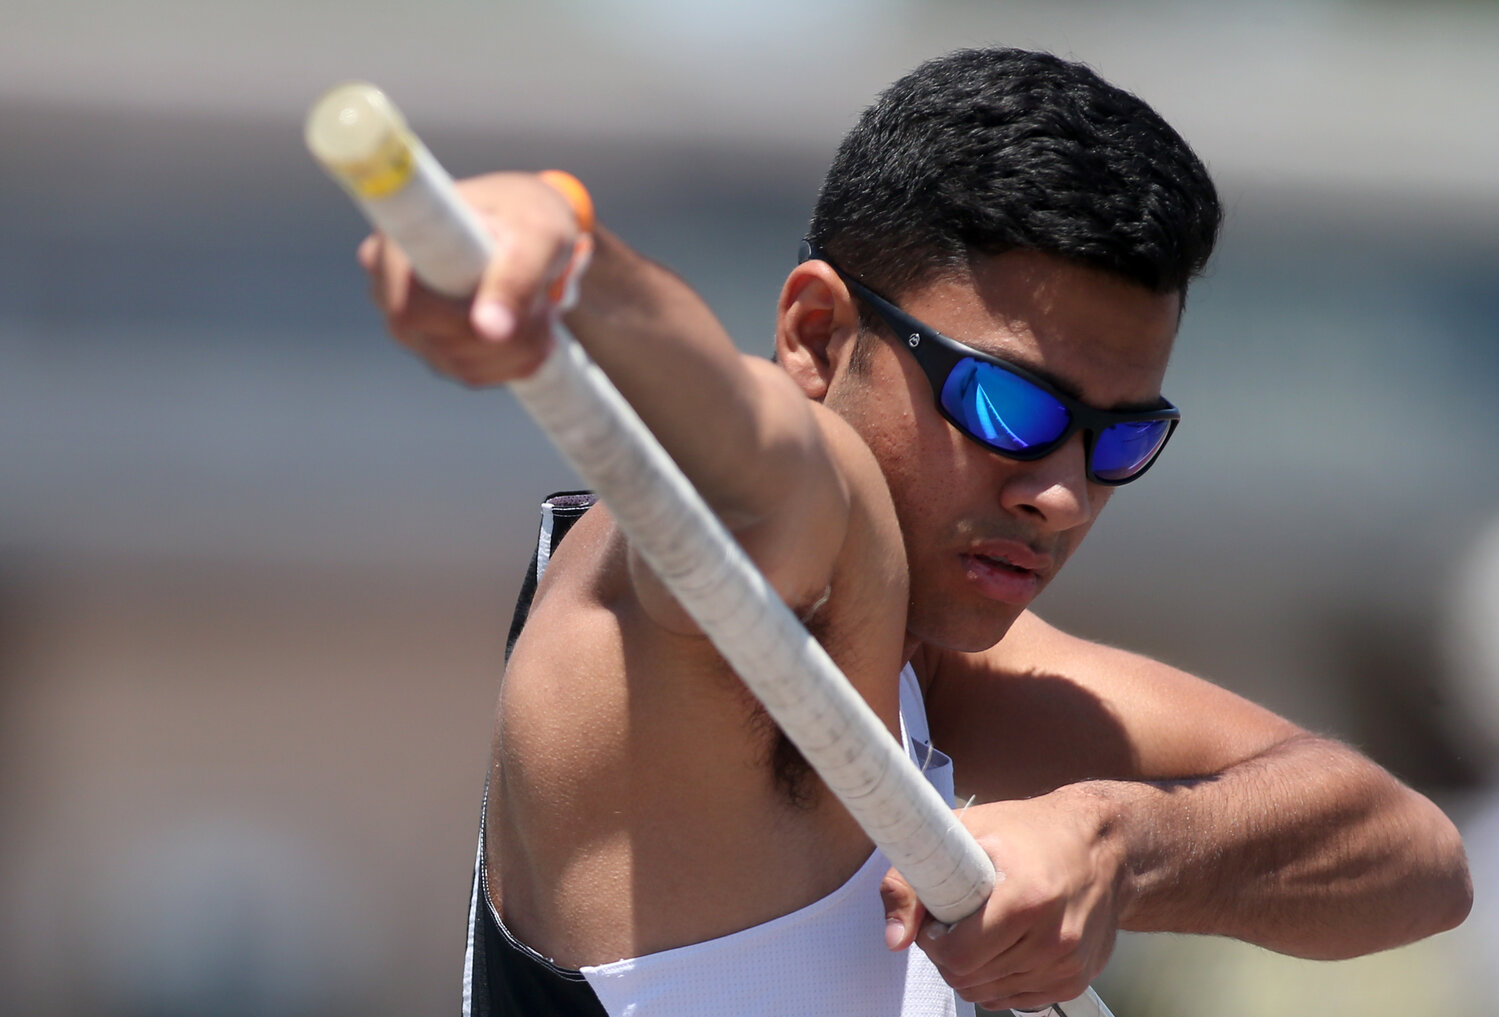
{"left": 881, "top": 610, "right": 1472, "bottom": 1012}
{"left": 361, "top": 172, "right": 854, "bottom": 620}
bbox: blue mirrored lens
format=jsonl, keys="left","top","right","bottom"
{"left": 1092, "top": 420, "right": 1172, "bottom": 481}
{"left": 940, "top": 358, "right": 1070, "bottom": 453}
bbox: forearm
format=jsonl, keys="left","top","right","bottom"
{"left": 1095, "top": 733, "right": 1471, "bottom": 957}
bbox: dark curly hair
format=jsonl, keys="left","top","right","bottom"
{"left": 807, "top": 48, "right": 1222, "bottom": 302}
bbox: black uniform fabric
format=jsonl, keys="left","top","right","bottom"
{"left": 503, "top": 491, "right": 598, "bottom": 664}
{"left": 469, "top": 491, "right": 605, "bottom": 1017}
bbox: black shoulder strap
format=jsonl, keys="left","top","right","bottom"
{"left": 504, "top": 491, "right": 598, "bottom": 663}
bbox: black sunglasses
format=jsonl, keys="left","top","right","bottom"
{"left": 799, "top": 242, "right": 1180, "bottom": 486}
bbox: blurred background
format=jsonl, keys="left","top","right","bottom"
{"left": 2, "top": 1, "right": 1496, "bottom": 1014}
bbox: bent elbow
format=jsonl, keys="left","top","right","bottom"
{"left": 1393, "top": 809, "right": 1474, "bottom": 948}
{"left": 1440, "top": 872, "right": 1475, "bottom": 935}
{"left": 1428, "top": 823, "right": 1474, "bottom": 936}
{"left": 1324, "top": 803, "right": 1474, "bottom": 958}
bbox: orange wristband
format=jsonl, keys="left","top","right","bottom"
{"left": 538, "top": 170, "right": 596, "bottom": 235}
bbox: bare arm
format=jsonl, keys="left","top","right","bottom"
{"left": 1100, "top": 729, "right": 1469, "bottom": 954}
{"left": 883, "top": 610, "right": 1471, "bottom": 1012}
{"left": 362, "top": 173, "right": 852, "bottom": 620}
{"left": 564, "top": 228, "right": 853, "bottom": 620}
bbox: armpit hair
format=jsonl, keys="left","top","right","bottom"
{"left": 740, "top": 589, "right": 838, "bottom": 811}
{"left": 744, "top": 704, "right": 818, "bottom": 811}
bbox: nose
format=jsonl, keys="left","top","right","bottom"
{"left": 996, "top": 431, "right": 1097, "bottom": 532}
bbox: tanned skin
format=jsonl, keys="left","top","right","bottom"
{"left": 363, "top": 173, "right": 1471, "bottom": 1013}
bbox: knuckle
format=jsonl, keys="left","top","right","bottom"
{"left": 935, "top": 945, "right": 983, "bottom": 981}
{"left": 1053, "top": 954, "right": 1086, "bottom": 985}
{"left": 933, "top": 959, "right": 971, "bottom": 989}
{"left": 385, "top": 311, "right": 421, "bottom": 341}
{"left": 1065, "top": 976, "right": 1092, "bottom": 1002}
{"left": 1053, "top": 971, "right": 1092, "bottom": 1005}
{"left": 452, "top": 362, "right": 490, "bottom": 388}
{"left": 1008, "top": 886, "right": 1050, "bottom": 921}
{"left": 1052, "top": 926, "right": 1083, "bottom": 960}
{"left": 878, "top": 873, "right": 906, "bottom": 903}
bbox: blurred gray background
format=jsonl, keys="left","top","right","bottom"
{"left": 2, "top": 1, "right": 1496, "bottom": 1014}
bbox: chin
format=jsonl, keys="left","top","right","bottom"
{"left": 920, "top": 605, "right": 1025, "bottom": 654}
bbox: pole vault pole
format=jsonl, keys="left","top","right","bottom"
{"left": 306, "top": 82, "right": 1112, "bottom": 1017}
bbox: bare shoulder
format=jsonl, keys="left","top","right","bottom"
{"left": 807, "top": 396, "right": 911, "bottom": 723}
{"left": 490, "top": 379, "right": 912, "bottom": 960}
{"left": 623, "top": 355, "right": 901, "bottom": 634}
{"left": 922, "top": 611, "right": 1302, "bottom": 803}
{"left": 806, "top": 393, "right": 907, "bottom": 591}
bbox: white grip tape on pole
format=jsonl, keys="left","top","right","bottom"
{"left": 306, "top": 82, "right": 1114, "bottom": 1016}
{"left": 511, "top": 335, "right": 991, "bottom": 920}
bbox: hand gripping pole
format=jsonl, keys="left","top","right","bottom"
{"left": 306, "top": 82, "right": 1113, "bottom": 1017}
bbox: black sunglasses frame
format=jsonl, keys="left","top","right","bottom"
{"left": 798, "top": 242, "right": 1181, "bottom": 486}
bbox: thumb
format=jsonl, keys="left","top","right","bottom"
{"left": 880, "top": 868, "right": 928, "bottom": 951}
{"left": 470, "top": 206, "right": 576, "bottom": 345}
{"left": 469, "top": 227, "right": 538, "bottom": 345}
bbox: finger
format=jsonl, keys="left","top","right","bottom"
{"left": 954, "top": 964, "right": 1041, "bottom": 1010}
{"left": 471, "top": 245, "right": 569, "bottom": 346}
{"left": 918, "top": 897, "right": 1029, "bottom": 980}
{"left": 364, "top": 231, "right": 471, "bottom": 335}
{"left": 972, "top": 967, "right": 1093, "bottom": 1015}
{"left": 388, "top": 287, "right": 485, "bottom": 348}
{"left": 470, "top": 197, "right": 577, "bottom": 344}
{"left": 943, "top": 921, "right": 1102, "bottom": 1003}
{"left": 364, "top": 240, "right": 486, "bottom": 350}
{"left": 357, "top": 232, "right": 381, "bottom": 272}
{"left": 365, "top": 234, "right": 413, "bottom": 317}
{"left": 471, "top": 298, "right": 517, "bottom": 345}
{"left": 879, "top": 868, "right": 928, "bottom": 951}
{"left": 440, "top": 341, "right": 543, "bottom": 388}
{"left": 949, "top": 955, "right": 1053, "bottom": 1008}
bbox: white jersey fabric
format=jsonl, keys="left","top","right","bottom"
{"left": 467, "top": 494, "right": 975, "bottom": 1016}
{"left": 570, "top": 663, "right": 973, "bottom": 1017}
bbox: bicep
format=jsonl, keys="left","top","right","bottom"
{"left": 925, "top": 610, "right": 1303, "bottom": 803}
{"left": 628, "top": 363, "right": 869, "bottom": 633}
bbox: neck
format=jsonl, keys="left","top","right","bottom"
{"left": 902, "top": 632, "right": 923, "bottom": 667}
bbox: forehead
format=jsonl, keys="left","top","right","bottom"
{"left": 894, "top": 251, "right": 1181, "bottom": 408}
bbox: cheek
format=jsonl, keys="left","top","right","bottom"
{"left": 1086, "top": 485, "right": 1114, "bottom": 520}
{"left": 881, "top": 424, "right": 976, "bottom": 576}
{"left": 826, "top": 357, "right": 924, "bottom": 471}
{"left": 1044, "top": 485, "right": 1111, "bottom": 571}
{"left": 828, "top": 349, "right": 976, "bottom": 542}
{"left": 870, "top": 403, "right": 967, "bottom": 526}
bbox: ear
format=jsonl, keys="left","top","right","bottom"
{"left": 775, "top": 260, "right": 863, "bottom": 402}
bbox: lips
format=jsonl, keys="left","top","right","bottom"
{"left": 968, "top": 539, "right": 1052, "bottom": 574}
{"left": 959, "top": 540, "right": 1051, "bottom": 604}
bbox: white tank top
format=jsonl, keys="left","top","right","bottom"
{"left": 573, "top": 663, "right": 973, "bottom": 1017}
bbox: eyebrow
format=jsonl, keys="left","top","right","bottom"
{"left": 946, "top": 334, "right": 1169, "bottom": 415}
{"left": 860, "top": 281, "right": 1172, "bottom": 413}
{"left": 941, "top": 330, "right": 1087, "bottom": 403}
{"left": 818, "top": 247, "right": 1171, "bottom": 416}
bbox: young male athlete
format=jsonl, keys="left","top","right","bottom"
{"left": 361, "top": 49, "right": 1471, "bottom": 1016}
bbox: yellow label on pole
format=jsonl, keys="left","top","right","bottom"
{"left": 326, "top": 128, "right": 418, "bottom": 199}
